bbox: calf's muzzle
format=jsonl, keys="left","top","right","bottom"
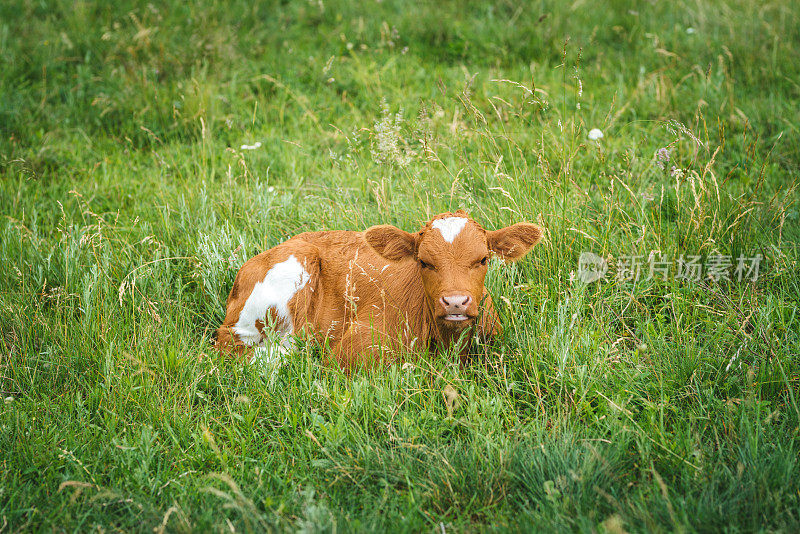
{"left": 439, "top": 293, "right": 474, "bottom": 322}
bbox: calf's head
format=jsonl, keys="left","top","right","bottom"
{"left": 365, "top": 211, "right": 543, "bottom": 331}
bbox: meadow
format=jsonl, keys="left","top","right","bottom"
{"left": 1, "top": 0, "right": 799, "bottom": 531}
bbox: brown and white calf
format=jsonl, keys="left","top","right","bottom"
{"left": 215, "top": 211, "right": 542, "bottom": 369}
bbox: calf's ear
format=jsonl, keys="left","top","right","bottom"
{"left": 487, "top": 223, "right": 543, "bottom": 261}
{"left": 364, "top": 225, "right": 416, "bottom": 261}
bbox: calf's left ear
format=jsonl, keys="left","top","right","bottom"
{"left": 364, "top": 225, "right": 416, "bottom": 261}
{"left": 487, "top": 223, "right": 543, "bottom": 261}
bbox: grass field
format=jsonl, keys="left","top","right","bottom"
{"left": 2, "top": 0, "right": 800, "bottom": 531}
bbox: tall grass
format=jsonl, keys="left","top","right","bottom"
{"left": 1, "top": 0, "right": 799, "bottom": 531}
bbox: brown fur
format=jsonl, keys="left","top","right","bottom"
{"left": 215, "top": 211, "right": 543, "bottom": 369}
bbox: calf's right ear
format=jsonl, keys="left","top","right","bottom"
{"left": 364, "top": 225, "right": 416, "bottom": 261}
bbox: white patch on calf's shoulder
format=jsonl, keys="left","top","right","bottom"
{"left": 431, "top": 217, "right": 468, "bottom": 243}
{"left": 232, "top": 255, "right": 310, "bottom": 354}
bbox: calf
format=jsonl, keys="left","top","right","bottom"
{"left": 215, "top": 211, "right": 542, "bottom": 368}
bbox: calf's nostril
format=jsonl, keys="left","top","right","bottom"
{"left": 460, "top": 296, "right": 471, "bottom": 307}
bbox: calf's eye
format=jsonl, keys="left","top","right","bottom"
{"left": 419, "top": 260, "right": 433, "bottom": 270}
{"left": 473, "top": 256, "right": 488, "bottom": 268}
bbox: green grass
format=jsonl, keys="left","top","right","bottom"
{"left": 2, "top": 0, "right": 800, "bottom": 531}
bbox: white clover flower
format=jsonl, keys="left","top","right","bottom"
{"left": 240, "top": 141, "right": 262, "bottom": 150}
{"left": 267, "top": 186, "right": 275, "bottom": 193}
{"left": 686, "top": 27, "right": 696, "bottom": 34}
{"left": 4, "top": 396, "right": 14, "bottom": 404}
{"left": 588, "top": 128, "right": 604, "bottom": 141}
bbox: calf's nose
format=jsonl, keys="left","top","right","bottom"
{"left": 440, "top": 294, "right": 473, "bottom": 314}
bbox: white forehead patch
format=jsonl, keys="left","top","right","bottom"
{"left": 431, "top": 217, "right": 468, "bottom": 243}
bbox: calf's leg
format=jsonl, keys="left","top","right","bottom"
{"left": 330, "top": 319, "right": 405, "bottom": 371}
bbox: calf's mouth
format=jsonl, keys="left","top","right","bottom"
{"left": 438, "top": 312, "right": 478, "bottom": 327}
